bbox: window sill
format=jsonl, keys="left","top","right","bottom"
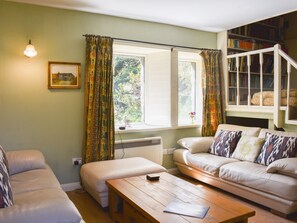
{"left": 115, "top": 124, "right": 200, "bottom": 133}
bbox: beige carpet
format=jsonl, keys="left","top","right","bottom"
{"left": 67, "top": 175, "right": 297, "bottom": 223}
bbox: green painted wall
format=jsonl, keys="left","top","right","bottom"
{"left": 0, "top": 1, "right": 216, "bottom": 184}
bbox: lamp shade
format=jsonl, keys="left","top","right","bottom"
{"left": 24, "top": 40, "right": 37, "bottom": 58}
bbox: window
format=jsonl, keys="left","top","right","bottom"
{"left": 178, "top": 51, "right": 202, "bottom": 126}
{"left": 113, "top": 43, "right": 202, "bottom": 130}
{"left": 178, "top": 61, "right": 197, "bottom": 124}
{"left": 113, "top": 55, "right": 144, "bottom": 125}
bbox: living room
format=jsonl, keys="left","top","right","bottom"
{"left": 1, "top": 0, "right": 297, "bottom": 222}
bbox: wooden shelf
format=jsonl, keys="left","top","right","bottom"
{"left": 227, "top": 47, "right": 274, "bottom": 55}
{"left": 256, "top": 22, "right": 281, "bottom": 29}
{"left": 228, "top": 33, "right": 284, "bottom": 45}
{"left": 228, "top": 47, "right": 249, "bottom": 52}
{"left": 229, "top": 86, "right": 273, "bottom": 90}
{"left": 226, "top": 15, "right": 286, "bottom": 106}
{"left": 228, "top": 71, "right": 287, "bottom": 77}
{"left": 228, "top": 71, "right": 274, "bottom": 76}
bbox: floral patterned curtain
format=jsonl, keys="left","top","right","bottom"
{"left": 82, "top": 35, "right": 114, "bottom": 163}
{"left": 200, "top": 50, "right": 226, "bottom": 136}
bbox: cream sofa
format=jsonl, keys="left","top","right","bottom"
{"left": 0, "top": 149, "right": 84, "bottom": 223}
{"left": 173, "top": 124, "right": 297, "bottom": 216}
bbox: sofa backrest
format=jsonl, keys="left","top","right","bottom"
{"left": 258, "top": 129, "right": 297, "bottom": 138}
{"left": 215, "top": 124, "right": 261, "bottom": 138}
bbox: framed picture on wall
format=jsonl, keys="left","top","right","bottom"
{"left": 48, "top": 61, "right": 81, "bottom": 89}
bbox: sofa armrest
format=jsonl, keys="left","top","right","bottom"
{"left": 266, "top": 158, "right": 297, "bottom": 178}
{"left": 177, "top": 137, "right": 214, "bottom": 154}
{"left": 6, "top": 150, "right": 46, "bottom": 175}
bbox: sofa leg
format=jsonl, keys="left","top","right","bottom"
{"left": 270, "top": 209, "right": 288, "bottom": 218}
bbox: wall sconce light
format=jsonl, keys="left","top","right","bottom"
{"left": 24, "top": 40, "right": 37, "bottom": 58}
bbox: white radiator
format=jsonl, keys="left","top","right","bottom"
{"left": 115, "top": 137, "right": 163, "bottom": 165}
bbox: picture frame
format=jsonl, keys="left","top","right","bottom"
{"left": 48, "top": 61, "right": 81, "bottom": 89}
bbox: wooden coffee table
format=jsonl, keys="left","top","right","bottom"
{"left": 106, "top": 172, "right": 255, "bottom": 223}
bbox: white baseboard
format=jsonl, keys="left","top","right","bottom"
{"left": 167, "top": 167, "right": 179, "bottom": 175}
{"left": 61, "top": 182, "right": 82, "bottom": 192}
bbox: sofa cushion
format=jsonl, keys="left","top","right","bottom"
{"left": 10, "top": 165, "right": 61, "bottom": 194}
{"left": 0, "top": 188, "right": 82, "bottom": 223}
{"left": 219, "top": 161, "right": 297, "bottom": 201}
{"left": 177, "top": 137, "right": 214, "bottom": 153}
{"left": 0, "top": 145, "right": 13, "bottom": 208}
{"left": 215, "top": 124, "right": 261, "bottom": 137}
{"left": 185, "top": 152, "right": 239, "bottom": 176}
{"left": 266, "top": 158, "right": 297, "bottom": 178}
{"left": 258, "top": 129, "right": 297, "bottom": 139}
{"left": 6, "top": 150, "right": 46, "bottom": 175}
{"left": 231, "top": 136, "right": 264, "bottom": 162}
{"left": 256, "top": 133, "right": 297, "bottom": 165}
{"left": 210, "top": 130, "right": 242, "bottom": 157}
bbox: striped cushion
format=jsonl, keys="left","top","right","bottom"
{"left": 256, "top": 133, "right": 297, "bottom": 166}
{"left": 0, "top": 145, "right": 13, "bottom": 208}
{"left": 210, "top": 130, "right": 242, "bottom": 158}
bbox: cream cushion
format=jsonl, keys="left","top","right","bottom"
{"left": 81, "top": 157, "right": 167, "bottom": 207}
{"left": 281, "top": 89, "right": 297, "bottom": 97}
{"left": 10, "top": 165, "right": 61, "bottom": 194}
{"left": 177, "top": 137, "right": 214, "bottom": 153}
{"left": 251, "top": 90, "right": 297, "bottom": 107}
{"left": 231, "top": 136, "right": 264, "bottom": 162}
{"left": 251, "top": 96, "right": 297, "bottom": 106}
{"left": 267, "top": 158, "right": 297, "bottom": 178}
{"left": 258, "top": 129, "right": 297, "bottom": 139}
{"left": 6, "top": 150, "right": 46, "bottom": 175}
{"left": 220, "top": 161, "right": 297, "bottom": 201}
{"left": 251, "top": 89, "right": 297, "bottom": 98}
{"left": 0, "top": 188, "right": 82, "bottom": 223}
{"left": 215, "top": 124, "right": 261, "bottom": 137}
{"left": 174, "top": 151, "right": 239, "bottom": 176}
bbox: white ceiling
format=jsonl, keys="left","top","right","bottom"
{"left": 6, "top": 0, "right": 297, "bottom": 32}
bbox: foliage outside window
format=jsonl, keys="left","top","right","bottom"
{"left": 113, "top": 55, "right": 144, "bottom": 126}
{"left": 178, "top": 61, "right": 197, "bottom": 125}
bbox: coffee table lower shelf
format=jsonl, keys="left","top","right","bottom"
{"left": 107, "top": 173, "right": 255, "bottom": 223}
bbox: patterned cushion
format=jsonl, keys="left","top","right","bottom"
{"left": 256, "top": 133, "right": 297, "bottom": 165}
{"left": 0, "top": 145, "right": 13, "bottom": 208}
{"left": 209, "top": 130, "right": 242, "bottom": 158}
{"left": 231, "top": 136, "right": 264, "bottom": 162}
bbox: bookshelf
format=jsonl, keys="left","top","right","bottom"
{"left": 226, "top": 16, "right": 287, "bottom": 105}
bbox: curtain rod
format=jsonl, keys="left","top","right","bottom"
{"left": 83, "top": 34, "right": 219, "bottom": 52}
